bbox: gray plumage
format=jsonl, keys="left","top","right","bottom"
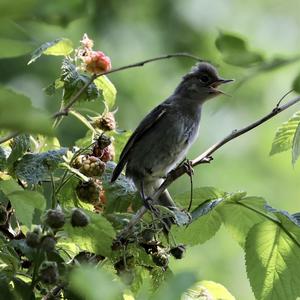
{"left": 111, "top": 62, "right": 233, "bottom": 209}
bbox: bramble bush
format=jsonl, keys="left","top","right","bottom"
{"left": 1, "top": 32, "right": 300, "bottom": 300}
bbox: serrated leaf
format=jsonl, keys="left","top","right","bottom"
{"left": 245, "top": 216, "right": 300, "bottom": 300}
{"left": 102, "top": 161, "right": 139, "bottom": 213}
{"left": 0, "top": 87, "right": 53, "bottom": 135}
{"left": 184, "top": 280, "right": 236, "bottom": 300}
{"left": 94, "top": 76, "right": 117, "bottom": 109}
{"left": 14, "top": 148, "right": 67, "bottom": 184}
{"left": 63, "top": 210, "right": 115, "bottom": 257}
{"left": 217, "top": 195, "right": 266, "bottom": 247}
{"left": 7, "top": 134, "right": 30, "bottom": 167}
{"left": 61, "top": 58, "right": 100, "bottom": 102}
{"left": 69, "top": 266, "right": 123, "bottom": 300}
{"left": 28, "top": 38, "right": 73, "bottom": 65}
{"left": 215, "top": 32, "right": 263, "bottom": 67}
{"left": 171, "top": 188, "right": 224, "bottom": 245}
{"left": 270, "top": 111, "right": 300, "bottom": 156}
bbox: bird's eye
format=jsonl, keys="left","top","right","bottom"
{"left": 199, "top": 75, "right": 210, "bottom": 83}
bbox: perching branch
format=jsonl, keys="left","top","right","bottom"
{"left": 118, "top": 95, "right": 300, "bottom": 239}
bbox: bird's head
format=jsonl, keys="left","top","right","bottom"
{"left": 176, "top": 62, "right": 233, "bottom": 102}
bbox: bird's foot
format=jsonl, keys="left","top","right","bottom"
{"left": 183, "top": 159, "right": 194, "bottom": 176}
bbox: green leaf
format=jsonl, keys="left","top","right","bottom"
{"left": 0, "top": 87, "right": 53, "bottom": 135}
{"left": 63, "top": 210, "right": 115, "bottom": 257}
{"left": 171, "top": 187, "right": 224, "bottom": 245}
{"left": 217, "top": 194, "right": 266, "bottom": 247}
{"left": 183, "top": 280, "right": 236, "bottom": 300}
{"left": 152, "top": 272, "right": 197, "bottom": 300}
{"left": 28, "top": 38, "right": 73, "bottom": 65}
{"left": 270, "top": 111, "right": 300, "bottom": 156}
{"left": 7, "top": 134, "right": 30, "bottom": 167}
{"left": 14, "top": 148, "right": 67, "bottom": 184}
{"left": 9, "top": 191, "right": 46, "bottom": 228}
{"left": 0, "top": 184, "right": 46, "bottom": 228}
{"left": 69, "top": 266, "right": 123, "bottom": 300}
{"left": 215, "top": 32, "right": 263, "bottom": 67}
{"left": 94, "top": 76, "right": 117, "bottom": 109}
{"left": 245, "top": 216, "right": 300, "bottom": 300}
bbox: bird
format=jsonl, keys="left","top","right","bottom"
{"left": 111, "top": 62, "right": 233, "bottom": 213}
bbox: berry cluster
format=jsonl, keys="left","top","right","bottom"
{"left": 74, "top": 133, "right": 115, "bottom": 210}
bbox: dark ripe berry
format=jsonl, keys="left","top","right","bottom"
{"left": 40, "top": 236, "right": 57, "bottom": 252}
{"left": 71, "top": 208, "right": 90, "bottom": 227}
{"left": 76, "top": 179, "right": 103, "bottom": 205}
{"left": 152, "top": 252, "right": 169, "bottom": 268}
{"left": 43, "top": 209, "right": 65, "bottom": 229}
{"left": 96, "top": 134, "right": 111, "bottom": 149}
{"left": 73, "top": 155, "right": 106, "bottom": 177}
{"left": 170, "top": 244, "right": 186, "bottom": 259}
{"left": 140, "top": 228, "right": 155, "bottom": 243}
{"left": 93, "top": 112, "right": 116, "bottom": 131}
{"left": 0, "top": 205, "right": 8, "bottom": 225}
{"left": 39, "top": 261, "right": 59, "bottom": 284}
{"left": 25, "top": 231, "right": 41, "bottom": 248}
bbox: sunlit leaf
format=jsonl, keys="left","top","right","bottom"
{"left": 270, "top": 111, "right": 300, "bottom": 156}
{"left": 14, "top": 148, "right": 67, "bottom": 184}
{"left": 171, "top": 187, "right": 224, "bottom": 245}
{"left": 215, "top": 32, "right": 263, "bottom": 67}
{"left": 217, "top": 194, "right": 266, "bottom": 247}
{"left": 95, "top": 76, "right": 117, "bottom": 109}
{"left": 183, "top": 280, "right": 236, "bottom": 300}
{"left": 0, "top": 87, "right": 53, "bottom": 135}
{"left": 28, "top": 38, "right": 73, "bottom": 65}
{"left": 245, "top": 213, "right": 300, "bottom": 300}
{"left": 63, "top": 210, "right": 115, "bottom": 257}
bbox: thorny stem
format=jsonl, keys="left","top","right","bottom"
{"left": 118, "top": 95, "right": 300, "bottom": 239}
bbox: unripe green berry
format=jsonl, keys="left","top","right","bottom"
{"left": 44, "top": 209, "right": 65, "bottom": 229}
{"left": 39, "top": 261, "right": 59, "bottom": 284}
{"left": 71, "top": 208, "right": 90, "bottom": 227}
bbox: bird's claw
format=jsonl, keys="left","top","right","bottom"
{"left": 183, "top": 160, "right": 194, "bottom": 176}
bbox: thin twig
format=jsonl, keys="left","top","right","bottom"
{"left": 119, "top": 95, "right": 300, "bottom": 238}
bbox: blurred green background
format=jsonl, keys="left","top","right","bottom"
{"left": 1, "top": 0, "right": 300, "bottom": 298}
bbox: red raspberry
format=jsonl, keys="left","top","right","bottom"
{"left": 84, "top": 51, "right": 111, "bottom": 74}
{"left": 93, "top": 112, "right": 116, "bottom": 131}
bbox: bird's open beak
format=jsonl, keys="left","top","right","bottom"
{"left": 209, "top": 78, "right": 234, "bottom": 95}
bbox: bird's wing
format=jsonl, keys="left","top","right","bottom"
{"left": 111, "top": 104, "right": 168, "bottom": 182}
